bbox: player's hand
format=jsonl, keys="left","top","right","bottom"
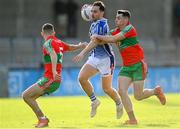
{"left": 53, "top": 73, "right": 61, "bottom": 82}
{"left": 90, "top": 35, "right": 97, "bottom": 40}
{"left": 90, "top": 35, "right": 102, "bottom": 44}
{"left": 79, "top": 42, "right": 88, "bottom": 48}
{"left": 73, "top": 53, "right": 85, "bottom": 62}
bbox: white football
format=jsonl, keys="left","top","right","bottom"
{"left": 81, "top": 4, "right": 92, "bottom": 21}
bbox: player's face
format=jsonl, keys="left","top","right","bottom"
{"left": 115, "top": 14, "right": 127, "bottom": 27}
{"left": 91, "top": 6, "right": 103, "bottom": 21}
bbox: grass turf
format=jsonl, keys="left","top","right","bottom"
{"left": 0, "top": 94, "right": 180, "bottom": 129}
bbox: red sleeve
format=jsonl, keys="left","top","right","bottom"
{"left": 123, "top": 28, "right": 137, "bottom": 38}
{"left": 51, "top": 41, "right": 59, "bottom": 51}
{"left": 120, "top": 25, "right": 137, "bottom": 38}
{"left": 60, "top": 41, "right": 70, "bottom": 52}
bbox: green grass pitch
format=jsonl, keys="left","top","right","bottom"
{"left": 0, "top": 94, "right": 180, "bottom": 129}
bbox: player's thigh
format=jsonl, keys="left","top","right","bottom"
{"left": 118, "top": 66, "right": 133, "bottom": 80}
{"left": 78, "top": 63, "right": 98, "bottom": 80}
{"left": 101, "top": 75, "right": 113, "bottom": 90}
{"left": 44, "top": 82, "right": 60, "bottom": 95}
{"left": 22, "top": 83, "right": 44, "bottom": 99}
{"left": 133, "top": 80, "right": 145, "bottom": 97}
{"left": 98, "top": 56, "right": 115, "bottom": 77}
{"left": 133, "top": 61, "right": 148, "bottom": 81}
{"left": 118, "top": 76, "right": 132, "bottom": 94}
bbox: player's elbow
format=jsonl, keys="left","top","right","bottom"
{"left": 110, "top": 35, "right": 122, "bottom": 43}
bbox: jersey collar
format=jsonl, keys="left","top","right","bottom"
{"left": 92, "top": 18, "right": 107, "bottom": 23}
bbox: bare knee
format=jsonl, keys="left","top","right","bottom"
{"left": 78, "top": 75, "right": 84, "bottom": 83}
{"left": 134, "top": 94, "right": 143, "bottom": 101}
{"left": 22, "top": 90, "right": 34, "bottom": 102}
{"left": 118, "top": 88, "right": 127, "bottom": 97}
{"left": 103, "top": 87, "right": 112, "bottom": 94}
{"left": 22, "top": 91, "right": 29, "bottom": 102}
{"left": 78, "top": 74, "right": 88, "bottom": 84}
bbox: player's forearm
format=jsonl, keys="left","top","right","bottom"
{"left": 68, "top": 44, "right": 86, "bottom": 51}
{"left": 50, "top": 50, "right": 57, "bottom": 79}
{"left": 96, "top": 35, "right": 117, "bottom": 43}
{"left": 80, "top": 41, "right": 96, "bottom": 56}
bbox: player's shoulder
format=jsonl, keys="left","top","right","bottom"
{"left": 53, "top": 38, "right": 62, "bottom": 44}
{"left": 44, "top": 37, "right": 61, "bottom": 48}
{"left": 43, "top": 38, "right": 52, "bottom": 48}
{"left": 51, "top": 37, "right": 65, "bottom": 46}
{"left": 120, "top": 24, "right": 137, "bottom": 38}
{"left": 122, "top": 24, "right": 135, "bottom": 33}
{"left": 54, "top": 38, "right": 68, "bottom": 48}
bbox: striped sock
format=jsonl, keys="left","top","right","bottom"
{"left": 116, "top": 99, "right": 121, "bottom": 106}
{"left": 90, "top": 93, "right": 96, "bottom": 102}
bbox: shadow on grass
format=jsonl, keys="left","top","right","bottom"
{"left": 58, "top": 127, "right": 80, "bottom": 129}
{"left": 142, "top": 98, "right": 180, "bottom": 107}
{"left": 145, "top": 123, "right": 170, "bottom": 127}
{"left": 94, "top": 124, "right": 140, "bottom": 128}
{"left": 94, "top": 123, "right": 170, "bottom": 128}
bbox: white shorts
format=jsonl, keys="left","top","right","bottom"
{"left": 86, "top": 55, "right": 115, "bottom": 77}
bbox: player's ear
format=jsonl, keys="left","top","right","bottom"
{"left": 125, "top": 18, "right": 129, "bottom": 24}
{"left": 52, "top": 31, "right": 56, "bottom": 35}
{"left": 41, "top": 32, "right": 43, "bottom": 37}
{"left": 101, "top": 11, "right": 104, "bottom": 16}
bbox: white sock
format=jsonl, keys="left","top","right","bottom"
{"left": 40, "top": 116, "right": 46, "bottom": 119}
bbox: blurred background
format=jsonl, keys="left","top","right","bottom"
{"left": 0, "top": 0, "right": 180, "bottom": 97}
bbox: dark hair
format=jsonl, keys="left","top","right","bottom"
{"left": 42, "top": 23, "right": 54, "bottom": 34}
{"left": 93, "top": 1, "right": 105, "bottom": 12}
{"left": 117, "top": 10, "right": 131, "bottom": 19}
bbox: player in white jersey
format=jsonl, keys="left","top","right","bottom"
{"left": 73, "top": 1, "right": 123, "bottom": 118}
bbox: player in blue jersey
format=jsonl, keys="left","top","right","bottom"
{"left": 73, "top": 1, "right": 123, "bottom": 118}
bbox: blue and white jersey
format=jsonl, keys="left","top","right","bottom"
{"left": 89, "top": 18, "right": 114, "bottom": 58}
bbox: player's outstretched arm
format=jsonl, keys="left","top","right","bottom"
{"left": 73, "top": 39, "right": 97, "bottom": 62}
{"left": 92, "top": 33, "right": 125, "bottom": 44}
{"left": 66, "top": 42, "right": 87, "bottom": 51}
